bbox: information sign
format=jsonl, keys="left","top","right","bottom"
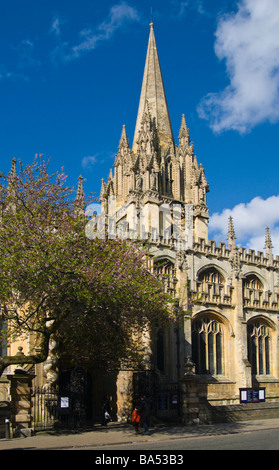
{"left": 60, "top": 397, "right": 70, "bottom": 408}
{"left": 239, "top": 388, "right": 265, "bottom": 403}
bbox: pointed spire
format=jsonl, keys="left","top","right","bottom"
{"left": 227, "top": 216, "right": 237, "bottom": 249}
{"left": 119, "top": 125, "right": 129, "bottom": 149}
{"left": 76, "top": 175, "right": 85, "bottom": 203}
{"left": 178, "top": 114, "right": 190, "bottom": 145}
{"left": 264, "top": 226, "right": 273, "bottom": 250}
{"left": 132, "top": 22, "right": 174, "bottom": 155}
{"left": 264, "top": 227, "right": 273, "bottom": 263}
{"left": 10, "top": 158, "right": 17, "bottom": 179}
{"left": 100, "top": 178, "right": 107, "bottom": 200}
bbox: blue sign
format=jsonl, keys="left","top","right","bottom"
{"left": 240, "top": 388, "right": 265, "bottom": 403}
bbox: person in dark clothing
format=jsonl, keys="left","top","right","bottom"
{"left": 102, "top": 394, "right": 111, "bottom": 426}
{"left": 138, "top": 395, "right": 151, "bottom": 435}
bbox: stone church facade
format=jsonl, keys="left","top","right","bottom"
{"left": 1, "top": 23, "right": 279, "bottom": 431}
{"left": 100, "top": 22, "right": 279, "bottom": 420}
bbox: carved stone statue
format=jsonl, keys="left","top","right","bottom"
{"left": 135, "top": 171, "right": 143, "bottom": 191}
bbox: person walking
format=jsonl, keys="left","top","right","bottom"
{"left": 131, "top": 407, "right": 141, "bottom": 434}
{"left": 102, "top": 394, "right": 111, "bottom": 426}
{"left": 138, "top": 395, "right": 151, "bottom": 435}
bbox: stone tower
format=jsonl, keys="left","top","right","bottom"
{"left": 101, "top": 21, "right": 209, "bottom": 243}
{"left": 100, "top": 22, "right": 279, "bottom": 422}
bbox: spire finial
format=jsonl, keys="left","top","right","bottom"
{"left": 118, "top": 124, "right": 130, "bottom": 151}
{"left": 10, "top": 158, "right": 17, "bottom": 179}
{"left": 264, "top": 226, "right": 273, "bottom": 250}
{"left": 150, "top": 7, "right": 153, "bottom": 27}
{"left": 264, "top": 226, "right": 273, "bottom": 263}
{"left": 227, "top": 216, "right": 237, "bottom": 249}
{"left": 76, "top": 175, "right": 85, "bottom": 202}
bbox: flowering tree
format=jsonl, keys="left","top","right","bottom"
{"left": 0, "top": 158, "right": 175, "bottom": 376}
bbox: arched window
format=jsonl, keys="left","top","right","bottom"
{"left": 198, "top": 267, "right": 224, "bottom": 285}
{"left": 192, "top": 317, "right": 223, "bottom": 375}
{"left": 197, "top": 267, "right": 224, "bottom": 295}
{"left": 243, "top": 275, "right": 264, "bottom": 306}
{"left": 247, "top": 321, "right": 271, "bottom": 375}
{"left": 153, "top": 259, "right": 176, "bottom": 292}
{"left": 243, "top": 275, "right": 263, "bottom": 291}
{"left": 153, "top": 259, "right": 175, "bottom": 277}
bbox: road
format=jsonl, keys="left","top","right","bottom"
{"left": 81, "top": 427, "right": 279, "bottom": 451}
{"left": 2, "top": 419, "right": 279, "bottom": 452}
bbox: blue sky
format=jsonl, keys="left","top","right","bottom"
{"left": 1, "top": 0, "right": 279, "bottom": 254}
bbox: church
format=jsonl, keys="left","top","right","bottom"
{"left": 100, "top": 21, "right": 279, "bottom": 421}
{"left": 1, "top": 22, "right": 279, "bottom": 432}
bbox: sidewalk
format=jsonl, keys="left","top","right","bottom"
{"left": 1, "top": 418, "right": 279, "bottom": 450}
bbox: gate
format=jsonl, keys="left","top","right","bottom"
{"left": 33, "top": 386, "right": 59, "bottom": 431}
{"left": 132, "top": 371, "right": 181, "bottom": 422}
{"left": 33, "top": 368, "right": 92, "bottom": 431}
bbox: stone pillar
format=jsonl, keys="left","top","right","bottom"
{"left": 116, "top": 370, "right": 133, "bottom": 422}
{"left": 180, "top": 357, "right": 200, "bottom": 425}
{"left": 7, "top": 368, "right": 35, "bottom": 437}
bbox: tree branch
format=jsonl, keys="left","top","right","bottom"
{"left": 0, "top": 330, "right": 50, "bottom": 378}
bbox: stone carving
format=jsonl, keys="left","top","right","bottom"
{"left": 43, "top": 335, "right": 59, "bottom": 390}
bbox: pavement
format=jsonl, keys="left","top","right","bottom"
{"left": 1, "top": 418, "right": 279, "bottom": 450}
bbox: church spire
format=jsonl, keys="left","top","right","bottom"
{"left": 227, "top": 216, "right": 237, "bottom": 250}
{"left": 119, "top": 125, "right": 129, "bottom": 149}
{"left": 10, "top": 158, "right": 17, "bottom": 179}
{"left": 132, "top": 21, "right": 174, "bottom": 155}
{"left": 178, "top": 114, "right": 190, "bottom": 148}
{"left": 75, "top": 175, "right": 85, "bottom": 205}
{"left": 264, "top": 226, "right": 273, "bottom": 262}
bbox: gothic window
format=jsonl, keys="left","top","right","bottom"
{"left": 197, "top": 267, "right": 224, "bottom": 295}
{"left": 153, "top": 259, "right": 176, "bottom": 293}
{"left": 153, "top": 259, "right": 175, "bottom": 277}
{"left": 247, "top": 322, "right": 271, "bottom": 375}
{"left": 243, "top": 275, "right": 263, "bottom": 290}
{"left": 192, "top": 317, "right": 223, "bottom": 375}
{"left": 243, "top": 275, "right": 263, "bottom": 298}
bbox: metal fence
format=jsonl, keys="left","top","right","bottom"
{"left": 32, "top": 386, "right": 60, "bottom": 431}
{"left": 32, "top": 385, "right": 88, "bottom": 431}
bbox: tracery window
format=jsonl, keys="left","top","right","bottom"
{"left": 153, "top": 259, "right": 176, "bottom": 293}
{"left": 192, "top": 317, "right": 223, "bottom": 375}
{"left": 153, "top": 260, "right": 175, "bottom": 277}
{"left": 243, "top": 275, "right": 263, "bottom": 291}
{"left": 197, "top": 267, "right": 224, "bottom": 295}
{"left": 247, "top": 322, "right": 271, "bottom": 375}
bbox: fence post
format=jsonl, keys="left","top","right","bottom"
{"left": 7, "top": 368, "right": 36, "bottom": 438}
{"left": 180, "top": 357, "right": 200, "bottom": 425}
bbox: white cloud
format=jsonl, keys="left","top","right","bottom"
{"left": 81, "top": 155, "right": 98, "bottom": 170}
{"left": 50, "top": 16, "right": 66, "bottom": 37}
{"left": 198, "top": 0, "right": 279, "bottom": 133}
{"left": 0, "top": 66, "right": 28, "bottom": 82}
{"left": 54, "top": 2, "right": 140, "bottom": 62}
{"left": 209, "top": 194, "right": 279, "bottom": 254}
{"left": 178, "top": 1, "right": 206, "bottom": 17}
